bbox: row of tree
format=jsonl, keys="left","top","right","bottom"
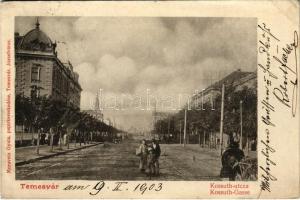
{"left": 154, "top": 84, "right": 257, "bottom": 148}
{"left": 15, "top": 94, "right": 119, "bottom": 144}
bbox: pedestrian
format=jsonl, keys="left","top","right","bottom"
{"left": 53, "top": 132, "right": 59, "bottom": 146}
{"left": 146, "top": 146, "right": 156, "bottom": 176}
{"left": 45, "top": 131, "right": 49, "bottom": 146}
{"left": 220, "top": 133, "right": 245, "bottom": 180}
{"left": 230, "top": 132, "right": 240, "bottom": 148}
{"left": 49, "top": 127, "right": 54, "bottom": 149}
{"left": 151, "top": 139, "right": 161, "bottom": 176}
{"left": 40, "top": 128, "right": 46, "bottom": 145}
{"left": 63, "top": 132, "right": 67, "bottom": 146}
{"left": 137, "top": 139, "right": 148, "bottom": 173}
{"left": 79, "top": 132, "right": 83, "bottom": 146}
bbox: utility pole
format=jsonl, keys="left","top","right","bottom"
{"left": 59, "top": 126, "right": 63, "bottom": 150}
{"left": 209, "top": 132, "right": 212, "bottom": 149}
{"left": 67, "top": 128, "right": 70, "bottom": 149}
{"left": 160, "top": 121, "right": 162, "bottom": 139}
{"left": 21, "top": 124, "right": 24, "bottom": 145}
{"left": 198, "top": 129, "right": 201, "bottom": 146}
{"left": 183, "top": 109, "right": 187, "bottom": 147}
{"left": 179, "top": 121, "right": 182, "bottom": 144}
{"left": 36, "top": 129, "right": 40, "bottom": 155}
{"left": 240, "top": 100, "right": 243, "bottom": 150}
{"left": 167, "top": 115, "right": 170, "bottom": 136}
{"left": 204, "top": 130, "right": 206, "bottom": 148}
{"left": 50, "top": 127, "right": 54, "bottom": 151}
{"left": 220, "top": 84, "right": 225, "bottom": 156}
{"left": 211, "top": 132, "right": 213, "bottom": 149}
{"left": 153, "top": 100, "right": 157, "bottom": 138}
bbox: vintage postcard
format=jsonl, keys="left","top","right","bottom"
{"left": 0, "top": 0, "right": 299, "bottom": 199}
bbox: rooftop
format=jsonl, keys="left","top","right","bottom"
{"left": 17, "top": 19, "right": 54, "bottom": 53}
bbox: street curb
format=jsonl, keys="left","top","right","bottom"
{"left": 15, "top": 142, "right": 103, "bottom": 166}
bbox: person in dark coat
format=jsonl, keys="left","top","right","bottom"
{"left": 151, "top": 139, "right": 161, "bottom": 176}
{"left": 220, "top": 142, "right": 245, "bottom": 180}
{"left": 146, "top": 147, "right": 156, "bottom": 176}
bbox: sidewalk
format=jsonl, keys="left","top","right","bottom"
{"left": 160, "top": 144, "right": 221, "bottom": 179}
{"left": 16, "top": 142, "right": 102, "bottom": 166}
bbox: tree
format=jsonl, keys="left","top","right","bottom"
{"left": 165, "top": 84, "right": 257, "bottom": 145}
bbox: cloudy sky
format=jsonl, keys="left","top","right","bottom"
{"left": 15, "top": 17, "right": 256, "bottom": 131}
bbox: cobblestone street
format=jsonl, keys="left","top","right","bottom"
{"left": 16, "top": 139, "right": 222, "bottom": 180}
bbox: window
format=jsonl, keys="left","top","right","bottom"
{"left": 31, "top": 65, "right": 41, "bottom": 82}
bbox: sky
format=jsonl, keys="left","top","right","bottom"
{"left": 15, "top": 17, "right": 257, "bottom": 131}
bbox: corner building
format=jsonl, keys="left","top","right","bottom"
{"left": 15, "top": 20, "right": 81, "bottom": 108}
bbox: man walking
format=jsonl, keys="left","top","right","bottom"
{"left": 151, "top": 139, "right": 161, "bottom": 176}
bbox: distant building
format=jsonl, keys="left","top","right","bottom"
{"left": 153, "top": 111, "right": 169, "bottom": 122}
{"left": 82, "top": 94, "right": 104, "bottom": 122}
{"left": 190, "top": 69, "right": 257, "bottom": 148}
{"left": 15, "top": 19, "right": 82, "bottom": 108}
{"left": 191, "top": 69, "right": 257, "bottom": 108}
{"left": 233, "top": 71, "right": 257, "bottom": 91}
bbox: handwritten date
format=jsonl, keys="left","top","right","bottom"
{"left": 63, "top": 181, "right": 163, "bottom": 196}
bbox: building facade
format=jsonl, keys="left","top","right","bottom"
{"left": 15, "top": 20, "right": 81, "bottom": 108}
{"left": 189, "top": 69, "right": 257, "bottom": 148}
{"left": 191, "top": 69, "right": 257, "bottom": 109}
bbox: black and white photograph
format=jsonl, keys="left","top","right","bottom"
{"left": 14, "top": 16, "right": 258, "bottom": 181}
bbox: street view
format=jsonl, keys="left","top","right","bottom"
{"left": 15, "top": 17, "right": 257, "bottom": 181}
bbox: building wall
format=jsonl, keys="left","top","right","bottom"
{"left": 52, "top": 60, "right": 81, "bottom": 107}
{"left": 192, "top": 89, "right": 220, "bottom": 109}
{"left": 191, "top": 71, "right": 257, "bottom": 108}
{"left": 52, "top": 61, "right": 68, "bottom": 104}
{"left": 15, "top": 54, "right": 81, "bottom": 108}
{"left": 15, "top": 22, "right": 82, "bottom": 109}
{"left": 68, "top": 81, "right": 81, "bottom": 108}
{"left": 15, "top": 56, "right": 54, "bottom": 98}
{"left": 234, "top": 73, "right": 257, "bottom": 92}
